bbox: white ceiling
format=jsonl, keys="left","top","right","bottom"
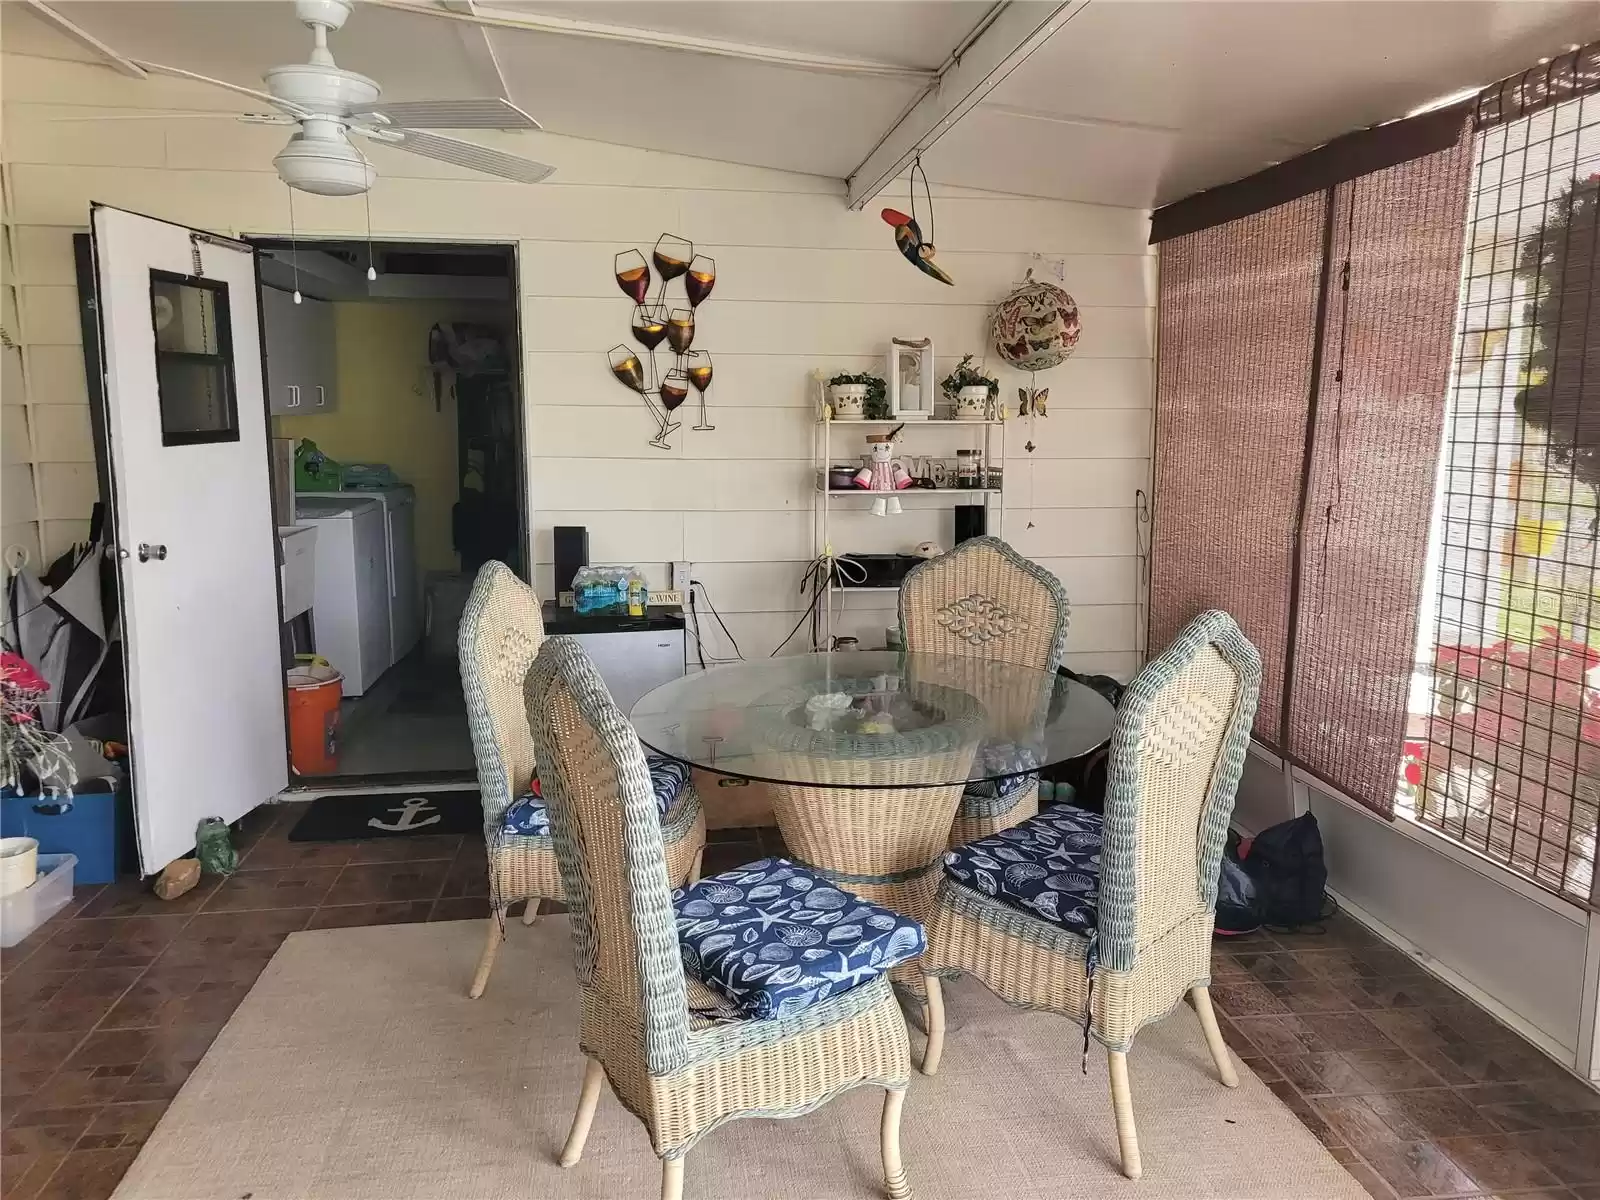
{"left": 3, "top": 0, "right": 1596, "bottom": 208}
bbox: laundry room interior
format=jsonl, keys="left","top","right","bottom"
{"left": 258, "top": 238, "right": 522, "bottom": 783}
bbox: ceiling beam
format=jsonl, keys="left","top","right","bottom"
{"left": 20, "top": 0, "right": 147, "bottom": 78}
{"left": 845, "top": 0, "right": 1089, "bottom": 211}
{"left": 440, "top": 0, "right": 514, "bottom": 103}
{"left": 367, "top": 0, "right": 933, "bottom": 79}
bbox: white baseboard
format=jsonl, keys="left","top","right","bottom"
{"left": 1329, "top": 887, "right": 1588, "bottom": 1080}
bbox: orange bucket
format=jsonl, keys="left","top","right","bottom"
{"left": 287, "top": 659, "right": 343, "bottom": 775}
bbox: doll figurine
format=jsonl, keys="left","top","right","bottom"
{"left": 852, "top": 429, "right": 913, "bottom": 516}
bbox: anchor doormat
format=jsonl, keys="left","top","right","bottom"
{"left": 286, "top": 792, "right": 482, "bottom": 842}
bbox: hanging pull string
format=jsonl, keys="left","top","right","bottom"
{"left": 353, "top": 140, "right": 378, "bottom": 281}
{"left": 287, "top": 184, "right": 302, "bottom": 304}
{"left": 1317, "top": 179, "right": 1358, "bottom": 610}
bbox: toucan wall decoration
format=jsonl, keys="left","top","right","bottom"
{"left": 881, "top": 159, "right": 954, "bottom": 286}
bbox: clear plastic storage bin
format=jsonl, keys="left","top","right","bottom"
{"left": 0, "top": 853, "right": 76, "bottom": 947}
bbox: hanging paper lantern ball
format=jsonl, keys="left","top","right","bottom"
{"left": 990, "top": 272, "right": 1081, "bottom": 372}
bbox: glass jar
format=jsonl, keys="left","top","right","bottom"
{"left": 985, "top": 461, "right": 1003, "bottom": 490}
{"left": 956, "top": 449, "right": 980, "bottom": 489}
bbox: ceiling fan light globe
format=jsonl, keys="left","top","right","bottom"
{"left": 274, "top": 132, "right": 376, "bottom": 197}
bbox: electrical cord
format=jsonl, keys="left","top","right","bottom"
{"left": 687, "top": 579, "right": 743, "bottom": 665}
{"left": 770, "top": 554, "right": 867, "bottom": 656}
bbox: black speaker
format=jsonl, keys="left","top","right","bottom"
{"left": 954, "top": 504, "right": 987, "bottom": 545}
{"left": 553, "top": 525, "right": 588, "bottom": 596}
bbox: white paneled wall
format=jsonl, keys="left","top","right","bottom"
{"left": 1, "top": 53, "right": 1154, "bottom": 676}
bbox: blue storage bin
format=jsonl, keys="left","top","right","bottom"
{"left": 0, "top": 781, "right": 128, "bottom": 884}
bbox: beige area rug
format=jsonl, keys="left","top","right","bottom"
{"left": 113, "top": 919, "right": 1364, "bottom": 1200}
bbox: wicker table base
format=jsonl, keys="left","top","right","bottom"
{"left": 764, "top": 777, "right": 968, "bottom": 998}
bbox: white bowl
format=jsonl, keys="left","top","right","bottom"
{"left": 0, "top": 837, "right": 40, "bottom": 898}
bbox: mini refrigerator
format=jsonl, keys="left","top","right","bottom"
{"left": 294, "top": 495, "right": 392, "bottom": 695}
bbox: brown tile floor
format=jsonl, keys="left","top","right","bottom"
{"left": 2, "top": 804, "right": 1597, "bottom": 1200}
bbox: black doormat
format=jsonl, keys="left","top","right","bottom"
{"left": 287, "top": 791, "right": 483, "bottom": 842}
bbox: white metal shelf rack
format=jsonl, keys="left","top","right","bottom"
{"left": 811, "top": 415, "right": 1005, "bottom": 646}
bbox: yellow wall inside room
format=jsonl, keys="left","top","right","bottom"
{"left": 276, "top": 299, "right": 511, "bottom": 574}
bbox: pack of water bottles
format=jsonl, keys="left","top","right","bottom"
{"left": 572, "top": 566, "right": 648, "bottom": 617}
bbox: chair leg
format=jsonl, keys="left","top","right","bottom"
{"left": 1190, "top": 985, "right": 1239, "bottom": 1088}
{"left": 559, "top": 1059, "right": 604, "bottom": 1168}
{"left": 688, "top": 847, "right": 705, "bottom": 884}
{"left": 521, "top": 899, "right": 540, "bottom": 927}
{"left": 467, "top": 912, "right": 502, "bottom": 999}
{"left": 660, "top": 1157, "right": 684, "bottom": 1200}
{"left": 881, "top": 1087, "right": 911, "bottom": 1199}
{"left": 1107, "top": 1050, "right": 1142, "bottom": 1180}
{"left": 920, "top": 975, "right": 946, "bottom": 1076}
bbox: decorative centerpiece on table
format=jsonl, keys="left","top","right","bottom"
{"left": 940, "top": 355, "right": 1000, "bottom": 421}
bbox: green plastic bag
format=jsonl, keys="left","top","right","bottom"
{"left": 196, "top": 816, "right": 238, "bottom": 876}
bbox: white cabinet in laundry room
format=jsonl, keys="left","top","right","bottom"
{"left": 263, "top": 286, "right": 338, "bottom": 416}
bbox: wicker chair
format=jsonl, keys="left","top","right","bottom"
{"left": 457, "top": 561, "right": 705, "bottom": 999}
{"left": 898, "top": 535, "right": 1070, "bottom": 845}
{"left": 527, "top": 636, "right": 915, "bottom": 1200}
{"left": 919, "top": 610, "right": 1261, "bottom": 1181}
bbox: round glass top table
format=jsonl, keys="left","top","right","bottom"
{"left": 631, "top": 651, "right": 1116, "bottom": 946}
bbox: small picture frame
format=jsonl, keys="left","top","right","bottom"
{"left": 887, "top": 337, "right": 935, "bottom": 420}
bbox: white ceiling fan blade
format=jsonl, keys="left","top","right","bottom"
{"left": 381, "top": 128, "right": 554, "bottom": 184}
{"left": 132, "top": 60, "right": 309, "bottom": 118}
{"left": 358, "top": 98, "right": 541, "bottom": 131}
{"left": 50, "top": 111, "right": 296, "bottom": 124}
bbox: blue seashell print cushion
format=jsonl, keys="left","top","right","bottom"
{"left": 942, "top": 803, "right": 1102, "bottom": 937}
{"left": 672, "top": 858, "right": 926, "bottom": 1020}
{"left": 502, "top": 754, "right": 692, "bottom": 836}
{"left": 962, "top": 740, "right": 1043, "bottom": 805}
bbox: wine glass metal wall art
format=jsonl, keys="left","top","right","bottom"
{"left": 686, "top": 350, "right": 715, "bottom": 430}
{"left": 606, "top": 233, "right": 717, "bottom": 449}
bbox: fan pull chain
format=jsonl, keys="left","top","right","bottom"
{"left": 356, "top": 140, "right": 377, "bottom": 281}
{"left": 287, "top": 184, "right": 302, "bottom": 304}
{"left": 364, "top": 187, "right": 377, "bottom": 281}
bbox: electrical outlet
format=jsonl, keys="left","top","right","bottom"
{"left": 651, "top": 588, "right": 685, "bottom": 607}
{"left": 671, "top": 561, "right": 691, "bottom": 593}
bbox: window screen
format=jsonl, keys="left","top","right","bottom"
{"left": 1402, "top": 92, "right": 1600, "bottom": 907}
{"left": 150, "top": 270, "right": 238, "bottom": 446}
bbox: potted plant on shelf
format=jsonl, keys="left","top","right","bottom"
{"left": 825, "top": 371, "right": 888, "bottom": 420}
{"left": 940, "top": 354, "right": 999, "bottom": 420}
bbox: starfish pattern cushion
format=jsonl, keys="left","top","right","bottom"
{"left": 502, "top": 754, "right": 692, "bottom": 837}
{"left": 942, "top": 804, "right": 1102, "bottom": 937}
{"left": 673, "top": 858, "right": 926, "bottom": 1020}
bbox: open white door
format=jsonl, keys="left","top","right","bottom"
{"left": 90, "top": 205, "right": 287, "bottom": 874}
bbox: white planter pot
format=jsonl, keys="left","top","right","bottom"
{"left": 829, "top": 383, "right": 869, "bottom": 420}
{"left": 955, "top": 385, "right": 991, "bottom": 420}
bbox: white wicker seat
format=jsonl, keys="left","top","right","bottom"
{"left": 919, "top": 610, "right": 1262, "bottom": 1182}
{"left": 898, "top": 535, "right": 1071, "bottom": 846}
{"left": 457, "top": 561, "right": 705, "bottom": 999}
{"left": 527, "top": 636, "right": 915, "bottom": 1200}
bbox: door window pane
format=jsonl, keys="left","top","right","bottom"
{"left": 150, "top": 270, "right": 238, "bottom": 446}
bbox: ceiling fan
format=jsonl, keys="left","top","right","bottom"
{"left": 75, "top": 0, "right": 554, "bottom": 197}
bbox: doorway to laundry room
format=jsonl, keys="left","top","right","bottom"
{"left": 251, "top": 238, "right": 524, "bottom": 786}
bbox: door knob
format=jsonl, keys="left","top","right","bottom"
{"left": 138, "top": 543, "right": 168, "bottom": 562}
